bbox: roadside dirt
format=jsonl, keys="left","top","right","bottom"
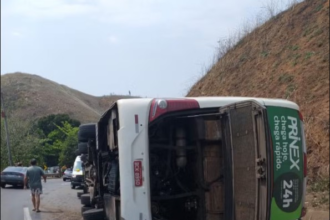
{"left": 39, "top": 180, "right": 83, "bottom": 220}
{"left": 38, "top": 208, "right": 82, "bottom": 220}
{"left": 302, "top": 188, "right": 329, "bottom": 220}
{"left": 302, "top": 210, "right": 329, "bottom": 220}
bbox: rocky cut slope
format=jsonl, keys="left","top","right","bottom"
{"left": 188, "top": 0, "right": 329, "bottom": 180}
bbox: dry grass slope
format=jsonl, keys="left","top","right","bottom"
{"left": 1, "top": 72, "right": 133, "bottom": 123}
{"left": 188, "top": 0, "right": 329, "bottom": 182}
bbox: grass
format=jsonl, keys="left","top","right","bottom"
{"left": 309, "top": 178, "right": 330, "bottom": 192}
{"left": 285, "top": 84, "right": 297, "bottom": 98}
{"left": 305, "top": 51, "right": 315, "bottom": 59}
{"left": 320, "top": 194, "right": 329, "bottom": 204}
{"left": 272, "top": 60, "right": 280, "bottom": 68}
{"left": 289, "top": 45, "right": 299, "bottom": 50}
{"left": 290, "top": 53, "right": 302, "bottom": 66}
{"left": 239, "top": 54, "right": 248, "bottom": 62}
{"left": 311, "top": 192, "right": 329, "bottom": 207}
{"left": 292, "top": 61, "right": 297, "bottom": 66}
{"left": 314, "top": 4, "right": 323, "bottom": 12}
{"left": 303, "top": 27, "right": 315, "bottom": 37}
{"left": 308, "top": 177, "right": 329, "bottom": 208}
{"left": 278, "top": 73, "right": 294, "bottom": 83}
{"left": 261, "top": 51, "right": 269, "bottom": 57}
{"left": 310, "top": 28, "right": 324, "bottom": 39}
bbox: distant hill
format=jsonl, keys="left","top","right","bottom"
{"left": 1, "top": 72, "right": 134, "bottom": 123}
{"left": 188, "top": 0, "right": 329, "bottom": 181}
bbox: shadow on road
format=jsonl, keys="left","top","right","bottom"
{"left": 38, "top": 209, "right": 64, "bottom": 214}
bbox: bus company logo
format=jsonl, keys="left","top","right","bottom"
{"left": 288, "top": 116, "right": 300, "bottom": 171}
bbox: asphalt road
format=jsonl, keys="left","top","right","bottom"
{"left": 1, "top": 178, "right": 83, "bottom": 220}
{"left": 1, "top": 178, "right": 328, "bottom": 220}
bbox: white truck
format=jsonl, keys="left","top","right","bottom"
{"left": 76, "top": 97, "right": 307, "bottom": 220}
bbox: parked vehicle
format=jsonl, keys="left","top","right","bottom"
{"left": 46, "top": 166, "right": 60, "bottom": 174}
{"left": 71, "top": 156, "right": 84, "bottom": 189}
{"left": 0, "top": 166, "right": 28, "bottom": 188}
{"left": 77, "top": 97, "right": 307, "bottom": 220}
{"left": 63, "top": 168, "right": 73, "bottom": 181}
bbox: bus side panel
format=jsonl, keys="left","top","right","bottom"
{"left": 266, "top": 106, "right": 304, "bottom": 220}
{"left": 117, "top": 100, "right": 152, "bottom": 220}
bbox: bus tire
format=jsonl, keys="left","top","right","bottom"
{"left": 81, "top": 194, "right": 91, "bottom": 206}
{"left": 78, "top": 124, "right": 96, "bottom": 142}
{"left": 82, "top": 209, "right": 105, "bottom": 220}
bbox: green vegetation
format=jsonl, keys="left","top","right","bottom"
{"left": 239, "top": 54, "right": 248, "bottom": 62}
{"left": 1, "top": 113, "right": 80, "bottom": 170}
{"left": 291, "top": 53, "right": 301, "bottom": 66}
{"left": 1, "top": 118, "right": 45, "bottom": 170}
{"left": 309, "top": 177, "right": 330, "bottom": 207}
{"left": 309, "top": 28, "right": 324, "bottom": 40}
{"left": 305, "top": 51, "right": 315, "bottom": 59}
{"left": 50, "top": 121, "right": 79, "bottom": 168}
{"left": 278, "top": 73, "right": 294, "bottom": 83}
{"left": 314, "top": 4, "right": 323, "bottom": 12}
{"left": 285, "top": 84, "right": 297, "bottom": 98}
{"left": 303, "top": 26, "right": 315, "bottom": 37}
{"left": 37, "top": 114, "right": 80, "bottom": 136}
{"left": 289, "top": 45, "right": 299, "bottom": 51}
{"left": 272, "top": 60, "right": 280, "bottom": 68}
{"left": 309, "top": 177, "right": 330, "bottom": 192}
{"left": 36, "top": 114, "right": 80, "bottom": 166}
{"left": 261, "top": 51, "right": 269, "bottom": 57}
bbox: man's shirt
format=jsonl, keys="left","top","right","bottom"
{"left": 26, "top": 166, "right": 44, "bottom": 188}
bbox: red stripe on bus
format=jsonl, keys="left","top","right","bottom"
{"left": 135, "top": 114, "right": 138, "bottom": 124}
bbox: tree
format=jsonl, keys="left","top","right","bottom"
{"left": 37, "top": 114, "right": 80, "bottom": 136}
{"left": 52, "top": 122, "right": 79, "bottom": 167}
{"left": 0, "top": 118, "right": 44, "bottom": 169}
{"left": 1, "top": 113, "right": 81, "bottom": 170}
{"left": 35, "top": 114, "right": 80, "bottom": 166}
{"left": 1, "top": 113, "right": 80, "bottom": 170}
{"left": 58, "top": 123, "right": 79, "bottom": 167}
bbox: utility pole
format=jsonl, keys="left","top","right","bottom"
{"left": 1, "top": 92, "right": 13, "bottom": 166}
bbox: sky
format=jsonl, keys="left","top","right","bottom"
{"left": 1, "top": 0, "right": 296, "bottom": 97}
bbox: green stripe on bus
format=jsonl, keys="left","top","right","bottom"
{"left": 267, "top": 106, "right": 303, "bottom": 220}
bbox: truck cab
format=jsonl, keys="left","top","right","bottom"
{"left": 80, "top": 97, "right": 307, "bottom": 220}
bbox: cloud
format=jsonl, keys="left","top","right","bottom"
{"left": 108, "top": 36, "right": 119, "bottom": 44}
{"left": 3, "top": 0, "right": 97, "bottom": 19}
{"left": 2, "top": 0, "right": 163, "bottom": 26}
{"left": 2, "top": 0, "right": 260, "bottom": 28}
{"left": 94, "top": 0, "right": 163, "bottom": 27}
{"left": 2, "top": 0, "right": 297, "bottom": 37}
{"left": 11, "top": 31, "right": 23, "bottom": 37}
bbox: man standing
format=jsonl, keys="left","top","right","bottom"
{"left": 24, "top": 159, "right": 47, "bottom": 212}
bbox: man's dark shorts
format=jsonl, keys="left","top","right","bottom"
{"left": 30, "top": 187, "right": 42, "bottom": 195}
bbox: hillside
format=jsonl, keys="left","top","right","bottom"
{"left": 1, "top": 72, "right": 133, "bottom": 123}
{"left": 188, "top": 0, "right": 329, "bottom": 206}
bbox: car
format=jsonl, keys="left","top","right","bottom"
{"left": 63, "top": 168, "right": 72, "bottom": 181}
{"left": 71, "top": 156, "right": 84, "bottom": 189}
{"left": 0, "top": 166, "right": 28, "bottom": 188}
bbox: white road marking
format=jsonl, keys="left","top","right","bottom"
{"left": 23, "top": 207, "right": 32, "bottom": 220}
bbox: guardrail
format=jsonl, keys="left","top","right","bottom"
{"left": 44, "top": 173, "right": 61, "bottom": 178}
